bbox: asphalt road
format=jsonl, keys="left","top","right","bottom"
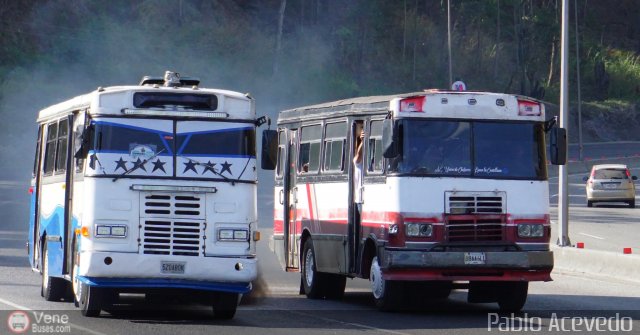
{"left": 1, "top": 227, "right": 640, "bottom": 335}
{"left": 548, "top": 160, "right": 640, "bottom": 253}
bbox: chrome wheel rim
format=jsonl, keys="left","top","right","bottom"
{"left": 370, "top": 257, "right": 385, "bottom": 300}
{"left": 305, "top": 248, "right": 314, "bottom": 287}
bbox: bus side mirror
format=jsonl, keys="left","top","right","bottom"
{"left": 74, "top": 125, "right": 93, "bottom": 159}
{"left": 550, "top": 127, "right": 567, "bottom": 165}
{"left": 382, "top": 119, "right": 398, "bottom": 158}
{"left": 261, "top": 129, "right": 278, "bottom": 170}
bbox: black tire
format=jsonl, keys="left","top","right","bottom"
{"left": 301, "top": 239, "right": 325, "bottom": 299}
{"left": 369, "top": 256, "right": 402, "bottom": 311}
{"left": 629, "top": 200, "right": 635, "bottom": 208}
{"left": 41, "top": 241, "right": 69, "bottom": 302}
{"left": 79, "top": 283, "right": 103, "bottom": 317}
{"left": 497, "top": 281, "right": 528, "bottom": 312}
{"left": 587, "top": 200, "right": 593, "bottom": 207}
{"left": 212, "top": 292, "right": 239, "bottom": 320}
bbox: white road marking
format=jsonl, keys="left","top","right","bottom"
{"left": 0, "top": 297, "right": 109, "bottom": 335}
{"left": 291, "top": 310, "right": 414, "bottom": 335}
{"left": 578, "top": 232, "right": 605, "bottom": 240}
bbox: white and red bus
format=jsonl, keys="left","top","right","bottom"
{"left": 264, "top": 90, "right": 566, "bottom": 311}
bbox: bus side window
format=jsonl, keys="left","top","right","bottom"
{"left": 323, "top": 122, "right": 346, "bottom": 173}
{"left": 43, "top": 122, "right": 58, "bottom": 175}
{"left": 299, "top": 125, "right": 321, "bottom": 174}
{"left": 33, "top": 125, "right": 43, "bottom": 178}
{"left": 275, "top": 130, "right": 286, "bottom": 179}
{"left": 55, "top": 119, "right": 69, "bottom": 173}
{"left": 368, "top": 120, "right": 384, "bottom": 173}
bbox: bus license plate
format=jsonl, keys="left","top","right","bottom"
{"left": 464, "top": 252, "right": 486, "bottom": 265}
{"left": 161, "top": 261, "right": 185, "bottom": 274}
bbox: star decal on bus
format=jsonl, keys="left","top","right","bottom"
{"left": 133, "top": 158, "right": 147, "bottom": 172}
{"left": 152, "top": 159, "right": 166, "bottom": 173}
{"left": 114, "top": 157, "right": 128, "bottom": 172}
{"left": 183, "top": 160, "right": 198, "bottom": 173}
{"left": 203, "top": 161, "right": 217, "bottom": 175}
{"left": 220, "top": 161, "right": 233, "bottom": 175}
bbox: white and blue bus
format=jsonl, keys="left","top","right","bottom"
{"left": 28, "top": 72, "right": 270, "bottom": 319}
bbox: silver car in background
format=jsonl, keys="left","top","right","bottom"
{"left": 584, "top": 164, "right": 637, "bottom": 208}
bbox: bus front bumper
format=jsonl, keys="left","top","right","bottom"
{"left": 380, "top": 250, "right": 553, "bottom": 282}
{"left": 78, "top": 251, "right": 257, "bottom": 290}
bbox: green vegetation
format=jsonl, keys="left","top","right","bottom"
{"left": 0, "top": 1, "right": 639, "bottom": 179}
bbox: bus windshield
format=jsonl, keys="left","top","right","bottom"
{"left": 391, "top": 120, "right": 546, "bottom": 179}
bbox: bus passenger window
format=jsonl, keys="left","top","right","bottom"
{"left": 299, "top": 125, "right": 321, "bottom": 173}
{"left": 368, "top": 120, "right": 384, "bottom": 172}
{"left": 323, "top": 122, "right": 346, "bottom": 172}
{"left": 55, "top": 119, "right": 69, "bottom": 173}
{"left": 43, "top": 122, "right": 58, "bottom": 175}
{"left": 33, "top": 126, "right": 42, "bottom": 177}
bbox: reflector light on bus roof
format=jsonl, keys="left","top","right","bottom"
{"left": 400, "top": 97, "right": 425, "bottom": 113}
{"left": 122, "top": 109, "right": 228, "bottom": 118}
{"left": 517, "top": 99, "right": 541, "bottom": 116}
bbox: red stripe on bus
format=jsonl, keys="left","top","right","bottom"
{"left": 305, "top": 183, "right": 315, "bottom": 221}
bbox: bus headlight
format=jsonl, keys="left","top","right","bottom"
{"left": 94, "top": 224, "right": 127, "bottom": 238}
{"left": 405, "top": 222, "right": 433, "bottom": 237}
{"left": 517, "top": 224, "right": 544, "bottom": 238}
{"left": 218, "top": 229, "right": 249, "bottom": 242}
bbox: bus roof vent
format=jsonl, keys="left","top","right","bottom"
{"left": 139, "top": 71, "right": 200, "bottom": 87}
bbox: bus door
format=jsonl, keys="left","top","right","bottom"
{"left": 283, "top": 129, "right": 300, "bottom": 270}
{"left": 37, "top": 115, "right": 74, "bottom": 276}
{"left": 28, "top": 125, "right": 44, "bottom": 268}
{"left": 348, "top": 120, "right": 365, "bottom": 273}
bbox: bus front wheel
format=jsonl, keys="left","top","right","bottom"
{"left": 41, "top": 241, "right": 69, "bottom": 302}
{"left": 212, "top": 292, "right": 239, "bottom": 320}
{"left": 497, "top": 281, "right": 529, "bottom": 312}
{"left": 369, "top": 256, "right": 401, "bottom": 311}
{"left": 78, "top": 283, "right": 103, "bottom": 317}
{"left": 301, "top": 239, "right": 325, "bottom": 299}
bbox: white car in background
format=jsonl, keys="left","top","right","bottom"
{"left": 584, "top": 164, "right": 637, "bottom": 208}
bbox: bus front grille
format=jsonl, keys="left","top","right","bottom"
{"left": 142, "top": 220, "right": 204, "bottom": 256}
{"left": 445, "top": 215, "right": 505, "bottom": 242}
{"left": 446, "top": 192, "right": 505, "bottom": 214}
{"left": 142, "top": 194, "right": 204, "bottom": 218}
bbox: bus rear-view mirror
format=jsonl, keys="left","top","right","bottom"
{"left": 261, "top": 129, "right": 278, "bottom": 170}
{"left": 549, "top": 127, "right": 567, "bottom": 165}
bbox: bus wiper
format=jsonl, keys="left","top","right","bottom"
{"left": 177, "top": 155, "right": 234, "bottom": 184}
{"left": 236, "top": 156, "right": 253, "bottom": 182}
{"left": 112, "top": 149, "right": 166, "bottom": 182}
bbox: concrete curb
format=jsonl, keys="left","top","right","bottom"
{"left": 552, "top": 245, "right": 640, "bottom": 283}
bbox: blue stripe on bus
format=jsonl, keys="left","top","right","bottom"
{"left": 38, "top": 205, "right": 79, "bottom": 278}
{"left": 176, "top": 134, "right": 192, "bottom": 155}
{"left": 181, "top": 154, "right": 256, "bottom": 159}
{"left": 177, "top": 126, "right": 254, "bottom": 136}
{"left": 92, "top": 121, "right": 172, "bottom": 135}
{"left": 76, "top": 276, "right": 251, "bottom": 294}
{"left": 88, "top": 150, "right": 173, "bottom": 156}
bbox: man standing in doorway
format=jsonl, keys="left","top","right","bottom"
{"left": 353, "top": 124, "right": 364, "bottom": 217}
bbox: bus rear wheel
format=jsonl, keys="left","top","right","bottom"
{"left": 41, "top": 241, "right": 69, "bottom": 302}
{"left": 369, "top": 256, "right": 401, "bottom": 311}
{"left": 212, "top": 292, "right": 239, "bottom": 320}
